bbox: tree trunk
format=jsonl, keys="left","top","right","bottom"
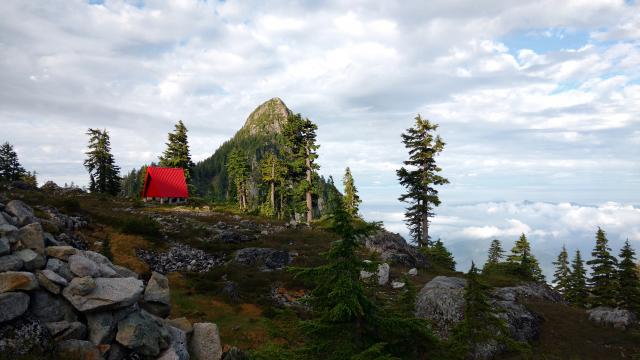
{"left": 422, "top": 212, "right": 429, "bottom": 247}
{"left": 270, "top": 161, "right": 275, "bottom": 210}
{"left": 306, "top": 156, "right": 313, "bottom": 225}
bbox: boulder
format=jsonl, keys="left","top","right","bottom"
{"left": 0, "top": 315, "right": 54, "bottom": 355}
{"left": 588, "top": 307, "right": 638, "bottom": 330}
{"left": 46, "top": 245, "right": 78, "bottom": 261}
{"left": 377, "top": 263, "right": 390, "bottom": 285}
{"left": 46, "top": 321, "right": 88, "bottom": 341}
{"left": 86, "top": 305, "right": 137, "bottom": 345}
{"left": 392, "top": 281, "right": 406, "bottom": 289}
{"left": 57, "top": 339, "right": 103, "bottom": 360}
{"left": 0, "top": 254, "right": 23, "bottom": 271}
{"left": 167, "top": 317, "right": 193, "bottom": 334}
{"left": 63, "top": 277, "right": 143, "bottom": 312}
{"left": 39, "top": 269, "right": 68, "bottom": 287}
{"left": 46, "top": 258, "right": 75, "bottom": 281}
{"left": 0, "top": 271, "right": 38, "bottom": 293}
{"left": 493, "top": 282, "right": 564, "bottom": 303}
{"left": 28, "top": 290, "right": 78, "bottom": 323}
{"left": 0, "top": 224, "right": 18, "bottom": 241}
{"left": 158, "top": 325, "right": 189, "bottom": 360}
{"left": 143, "top": 271, "right": 171, "bottom": 318}
{"left": 0, "top": 236, "right": 9, "bottom": 255}
{"left": 17, "top": 222, "right": 45, "bottom": 255}
{"left": 0, "top": 292, "right": 30, "bottom": 323}
{"left": 36, "top": 270, "right": 62, "bottom": 294}
{"left": 415, "top": 276, "right": 467, "bottom": 338}
{"left": 408, "top": 268, "right": 418, "bottom": 276}
{"left": 234, "top": 247, "right": 290, "bottom": 271}
{"left": 5, "top": 200, "right": 35, "bottom": 227}
{"left": 15, "top": 248, "right": 45, "bottom": 271}
{"left": 190, "top": 322, "right": 223, "bottom": 360}
{"left": 115, "top": 310, "right": 170, "bottom": 357}
{"left": 112, "top": 264, "right": 138, "bottom": 279}
{"left": 68, "top": 253, "right": 100, "bottom": 277}
{"left": 365, "top": 230, "right": 429, "bottom": 268}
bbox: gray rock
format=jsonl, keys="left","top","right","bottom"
{"left": 0, "top": 254, "right": 23, "bottom": 271}
{"left": 17, "top": 222, "right": 45, "bottom": 255}
{"left": 167, "top": 317, "right": 193, "bottom": 334}
{"left": 0, "top": 292, "right": 30, "bottom": 323}
{"left": 0, "top": 271, "right": 38, "bottom": 293}
{"left": 113, "top": 264, "right": 139, "bottom": 279}
{"left": 0, "top": 236, "right": 9, "bottom": 255}
{"left": 46, "top": 321, "right": 87, "bottom": 341}
{"left": 234, "top": 247, "right": 290, "bottom": 271}
{"left": 5, "top": 200, "right": 35, "bottom": 227}
{"left": 15, "top": 248, "right": 45, "bottom": 270}
{"left": 415, "top": 276, "right": 467, "bottom": 338}
{"left": 28, "top": 290, "right": 77, "bottom": 323}
{"left": 223, "top": 347, "right": 249, "bottom": 360}
{"left": 116, "top": 310, "right": 170, "bottom": 357}
{"left": 391, "top": 281, "right": 406, "bottom": 289}
{"left": 43, "top": 231, "right": 63, "bottom": 246}
{"left": 493, "top": 282, "right": 564, "bottom": 303}
{"left": 57, "top": 339, "right": 103, "bottom": 360}
{"left": 158, "top": 325, "right": 189, "bottom": 360}
{"left": 0, "top": 224, "right": 18, "bottom": 240}
{"left": 36, "top": 270, "right": 62, "bottom": 294}
{"left": 143, "top": 271, "right": 171, "bottom": 318}
{"left": 39, "top": 269, "right": 68, "bottom": 286}
{"left": 377, "top": 263, "right": 390, "bottom": 285}
{"left": 0, "top": 315, "right": 54, "bottom": 355}
{"left": 365, "top": 230, "right": 429, "bottom": 268}
{"left": 68, "top": 276, "right": 97, "bottom": 296}
{"left": 86, "top": 305, "right": 137, "bottom": 345}
{"left": 46, "top": 257, "right": 74, "bottom": 281}
{"left": 45, "top": 245, "right": 77, "bottom": 260}
{"left": 588, "top": 307, "right": 638, "bottom": 330}
{"left": 63, "top": 277, "right": 144, "bottom": 312}
{"left": 408, "top": 268, "right": 418, "bottom": 276}
{"left": 69, "top": 253, "right": 100, "bottom": 277}
{"left": 190, "top": 322, "right": 223, "bottom": 360}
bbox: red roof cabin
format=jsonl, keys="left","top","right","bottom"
{"left": 141, "top": 166, "right": 189, "bottom": 204}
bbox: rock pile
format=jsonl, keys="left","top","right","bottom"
{"left": 137, "top": 243, "right": 225, "bottom": 273}
{"left": 0, "top": 200, "right": 224, "bottom": 359}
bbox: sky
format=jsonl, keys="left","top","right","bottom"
{"left": 1, "top": 0, "right": 639, "bottom": 278}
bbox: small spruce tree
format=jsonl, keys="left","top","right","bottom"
{"left": 423, "top": 239, "right": 456, "bottom": 271}
{"left": 507, "top": 233, "right": 545, "bottom": 282}
{"left": 483, "top": 239, "right": 504, "bottom": 272}
{"left": 0, "top": 142, "right": 26, "bottom": 183}
{"left": 552, "top": 245, "right": 571, "bottom": 295}
{"left": 159, "top": 120, "right": 193, "bottom": 185}
{"left": 260, "top": 153, "right": 286, "bottom": 214}
{"left": 565, "top": 250, "right": 588, "bottom": 307}
{"left": 586, "top": 228, "right": 618, "bottom": 307}
{"left": 342, "top": 167, "right": 361, "bottom": 217}
{"left": 84, "top": 129, "right": 121, "bottom": 196}
{"left": 616, "top": 240, "right": 640, "bottom": 313}
{"left": 226, "top": 149, "right": 250, "bottom": 211}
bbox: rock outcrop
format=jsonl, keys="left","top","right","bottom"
{"left": 587, "top": 307, "right": 638, "bottom": 330}
{"left": 365, "top": 230, "right": 429, "bottom": 268}
{"left": 233, "top": 247, "right": 290, "bottom": 271}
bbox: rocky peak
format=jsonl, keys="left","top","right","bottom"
{"left": 241, "top": 97, "right": 292, "bottom": 136}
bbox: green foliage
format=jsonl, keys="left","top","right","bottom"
{"left": 102, "top": 235, "right": 113, "bottom": 261}
{"left": 587, "top": 228, "right": 618, "bottom": 307}
{"left": 159, "top": 120, "right": 194, "bottom": 185}
{"left": 0, "top": 141, "right": 26, "bottom": 183}
{"left": 565, "top": 250, "right": 588, "bottom": 307}
{"left": 552, "top": 245, "right": 571, "bottom": 295}
{"left": 422, "top": 239, "right": 456, "bottom": 271}
{"left": 84, "top": 128, "right": 121, "bottom": 196}
{"left": 483, "top": 239, "right": 504, "bottom": 272}
{"left": 616, "top": 240, "right": 640, "bottom": 313}
{"left": 20, "top": 170, "right": 37, "bottom": 188}
{"left": 260, "top": 152, "right": 286, "bottom": 215}
{"left": 120, "top": 216, "right": 162, "bottom": 240}
{"left": 507, "top": 233, "right": 545, "bottom": 282}
{"left": 227, "top": 148, "right": 251, "bottom": 211}
{"left": 120, "top": 164, "right": 150, "bottom": 198}
{"left": 396, "top": 115, "right": 449, "bottom": 247}
{"left": 342, "top": 167, "right": 361, "bottom": 217}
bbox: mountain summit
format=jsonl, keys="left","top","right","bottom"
{"left": 241, "top": 97, "right": 292, "bottom": 136}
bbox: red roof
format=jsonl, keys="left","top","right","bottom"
{"left": 141, "top": 167, "right": 189, "bottom": 198}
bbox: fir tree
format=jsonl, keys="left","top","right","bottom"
{"left": 586, "top": 228, "right": 618, "bottom": 307}
{"left": 396, "top": 115, "right": 449, "bottom": 247}
{"left": 423, "top": 239, "right": 456, "bottom": 271}
{"left": 507, "top": 233, "right": 545, "bottom": 282}
{"left": 483, "top": 239, "right": 505, "bottom": 272}
{"left": 0, "top": 142, "right": 26, "bottom": 183}
{"left": 616, "top": 240, "right": 640, "bottom": 312}
{"left": 226, "top": 149, "right": 250, "bottom": 211}
{"left": 84, "top": 129, "right": 121, "bottom": 196}
{"left": 552, "top": 245, "right": 571, "bottom": 295}
{"left": 342, "top": 167, "right": 361, "bottom": 217}
{"left": 159, "top": 120, "right": 193, "bottom": 184}
{"left": 565, "top": 250, "right": 588, "bottom": 307}
{"left": 260, "top": 152, "right": 286, "bottom": 214}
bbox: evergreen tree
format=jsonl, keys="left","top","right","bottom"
{"left": 159, "top": 120, "right": 193, "bottom": 184}
{"left": 84, "top": 129, "right": 121, "bottom": 196}
{"left": 616, "top": 240, "right": 640, "bottom": 312}
{"left": 483, "top": 239, "right": 505, "bottom": 272}
{"left": 396, "top": 115, "right": 449, "bottom": 247}
{"left": 565, "top": 250, "right": 588, "bottom": 307}
{"left": 552, "top": 245, "right": 571, "bottom": 295}
{"left": 226, "top": 149, "right": 250, "bottom": 211}
{"left": 21, "top": 170, "right": 37, "bottom": 188}
{"left": 292, "top": 198, "right": 437, "bottom": 359}
{"left": 507, "top": 233, "right": 545, "bottom": 282}
{"left": 342, "top": 167, "right": 361, "bottom": 217}
{"left": 260, "top": 153, "right": 286, "bottom": 214}
{"left": 323, "top": 175, "right": 342, "bottom": 216}
{"left": 0, "top": 142, "right": 26, "bottom": 183}
{"left": 586, "top": 228, "right": 618, "bottom": 307}
{"left": 423, "top": 239, "right": 456, "bottom": 271}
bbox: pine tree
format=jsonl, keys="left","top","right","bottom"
{"left": 159, "top": 120, "right": 193, "bottom": 184}
{"left": 507, "top": 233, "right": 545, "bottom": 282}
{"left": 226, "top": 149, "right": 250, "bottom": 211}
{"left": 0, "top": 142, "right": 26, "bottom": 183}
{"left": 84, "top": 129, "right": 121, "bottom": 196}
{"left": 396, "top": 115, "right": 449, "bottom": 247}
{"left": 423, "top": 239, "right": 456, "bottom": 271}
{"left": 565, "top": 250, "right": 588, "bottom": 307}
{"left": 483, "top": 239, "right": 504, "bottom": 272}
{"left": 552, "top": 245, "right": 571, "bottom": 295}
{"left": 586, "top": 228, "right": 618, "bottom": 307}
{"left": 342, "top": 167, "right": 361, "bottom": 217}
{"left": 616, "top": 240, "right": 640, "bottom": 313}
{"left": 260, "top": 153, "right": 286, "bottom": 214}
